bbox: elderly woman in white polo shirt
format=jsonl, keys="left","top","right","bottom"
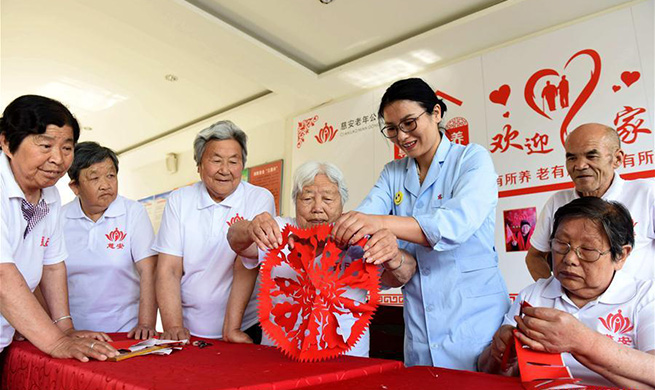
{"left": 0, "top": 95, "right": 117, "bottom": 362}
{"left": 62, "top": 142, "right": 157, "bottom": 339}
{"left": 154, "top": 120, "right": 275, "bottom": 341}
{"left": 225, "top": 161, "right": 416, "bottom": 355}
{"left": 479, "top": 197, "right": 655, "bottom": 389}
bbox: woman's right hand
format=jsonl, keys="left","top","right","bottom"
{"left": 248, "top": 212, "right": 282, "bottom": 250}
{"left": 160, "top": 326, "right": 190, "bottom": 341}
{"left": 490, "top": 325, "right": 516, "bottom": 365}
{"left": 48, "top": 336, "right": 118, "bottom": 362}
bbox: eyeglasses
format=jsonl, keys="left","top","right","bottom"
{"left": 380, "top": 111, "right": 428, "bottom": 139}
{"left": 549, "top": 238, "right": 611, "bottom": 262}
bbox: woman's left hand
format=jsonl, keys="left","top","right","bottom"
{"left": 332, "top": 211, "right": 383, "bottom": 247}
{"left": 127, "top": 324, "right": 157, "bottom": 340}
{"left": 65, "top": 329, "right": 113, "bottom": 342}
{"left": 514, "top": 306, "right": 590, "bottom": 354}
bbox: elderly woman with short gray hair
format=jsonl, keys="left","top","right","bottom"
{"left": 153, "top": 120, "right": 275, "bottom": 341}
{"left": 226, "top": 161, "right": 416, "bottom": 356}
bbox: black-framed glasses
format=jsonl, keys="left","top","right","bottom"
{"left": 380, "top": 111, "right": 428, "bottom": 139}
{"left": 549, "top": 238, "right": 611, "bottom": 262}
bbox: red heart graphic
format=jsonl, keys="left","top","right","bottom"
{"left": 612, "top": 85, "right": 621, "bottom": 93}
{"left": 621, "top": 71, "right": 640, "bottom": 87}
{"left": 489, "top": 84, "right": 511, "bottom": 106}
{"left": 503, "top": 111, "right": 510, "bottom": 118}
{"left": 524, "top": 49, "right": 601, "bottom": 146}
{"left": 259, "top": 224, "right": 379, "bottom": 362}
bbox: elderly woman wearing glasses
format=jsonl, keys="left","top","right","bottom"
{"left": 225, "top": 161, "right": 416, "bottom": 355}
{"left": 330, "top": 78, "right": 509, "bottom": 370}
{"left": 1, "top": 95, "right": 117, "bottom": 362}
{"left": 479, "top": 197, "right": 655, "bottom": 389}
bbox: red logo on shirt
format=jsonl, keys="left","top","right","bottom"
{"left": 106, "top": 228, "right": 126, "bottom": 249}
{"left": 599, "top": 309, "right": 634, "bottom": 334}
{"left": 40, "top": 237, "right": 50, "bottom": 247}
{"left": 227, "top": 214, "right": 244, "bottom": 227}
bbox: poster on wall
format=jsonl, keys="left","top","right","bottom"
{"left": 248, "top": 160, "right": 283, "bottom": 215}
{"left": 290, "top": 3, "right": 654, "bottom": 304}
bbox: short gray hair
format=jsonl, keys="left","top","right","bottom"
{"left": 193, "top": 120, "right": 248, "bottom": 166}
{"left": 292, "top": 161, "right": 348, "bottom": 204}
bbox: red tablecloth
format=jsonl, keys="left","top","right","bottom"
{"left": 1, "top": 334, "right": 402, "bottom": 390}
{"left": 301, "top": 366, "right": 624, "bottom": 390}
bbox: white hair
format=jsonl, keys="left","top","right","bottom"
{"left": 292, "top": 161, "right": 348, "bottom": 204}
{"left": 193, "top": 120, "right": 248, "bottom": 166}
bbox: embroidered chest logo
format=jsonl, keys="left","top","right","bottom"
{"left": 227, "top": 214, "right": 244, "bottom": 227}
{"left": 437, "top": 194, "right": 443, "bottom": 200}
{"left": 40, "top": 237, "right": 50, "bottom": 247}
{"left": 106, "top": 228, "right": 126, "bottom": 249}
{"left": 599, "top": 309, "right": 634, "bottom": 345}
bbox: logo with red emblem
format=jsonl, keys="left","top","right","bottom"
{"left": 106, "top": 228, "right": 126, "bottom": 249}
{"left": 599, "top": 309, "right": 634, "bottom": 346}
{"left": 315, "top": 123, "right": 338, "bottom": 144}
{"left": 227, "top": 213, "right": 244, "bottom": 227}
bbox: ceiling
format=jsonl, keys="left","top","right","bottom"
{"left": 0, "top": 0, "right": 639, "bottom": 161}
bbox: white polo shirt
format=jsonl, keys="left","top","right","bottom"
{"left": 243, "top": 216, "right": 370, "bottom": 357}
{"left": 62, "top": 195, "right": 156, "bottom": 332}
{"left": 0, "top": 152, "right": 67, "bottom": 352}
{"left": 531, "top": 175, "right": 655, "bottom": 280}
{"left": 503, "top": 273, "right": 655, "bottom": 387}
{"left": 153, "top": 181, "right": 274, "bottom": 338}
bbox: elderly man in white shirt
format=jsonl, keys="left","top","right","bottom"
{"left": 526, "top": 123, "right": 655, "bottom": 281}
{"left": 154, "top": 120, "right": 275, "bottom": 341}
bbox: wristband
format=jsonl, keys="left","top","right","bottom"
{"left": 52, "top": 315, "right": 72, "bottom": 324}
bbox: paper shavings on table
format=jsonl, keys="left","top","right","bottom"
{"left": 259, "top": 224, "right": 380, "bottom": 362}
{"left": 107, "top": 338, "right": 188, "bottom": 362}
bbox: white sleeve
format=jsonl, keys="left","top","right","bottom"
{"left": 152, "top": 193, "right": 183, "bottom": 257}
{"left": 635, "top": 288, "right": 655, "bottom": 352}
{"left": 530, "top": 196, "right": 556, "bottom": 252}
{"left": 0, "top": 198, "right": 15, "bottom": 264}
{"left": 43, "top": 204, "right": 67, "bottom": 265}
{"left": 130, "top": 202, "right": 157, "bottom": 262}
{"left": 501, "top": 293, "right": 523, "bottom": 327}
{"left": 649, "top": 183, "right": 655, "bottom": 240}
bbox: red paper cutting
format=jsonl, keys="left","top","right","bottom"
{"left": 514, "top": 301, "right": 582, "bottom": 389}
{"left": 259, "top": 224, "right": 380, "bottom": 361}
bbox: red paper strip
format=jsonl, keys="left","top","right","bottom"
{"left": 515, "top": 301, "right": 581, "bottom": 389}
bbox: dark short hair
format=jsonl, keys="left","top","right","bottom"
{"left": 0, "top": 95, "right": 80, "bottom": 153}
{"left": 377, "top": 78, "right": 448, "bottom": 125}
{"left": 520, "top": 220, "right": 531, "bottom": 228}
{"left": 68, "top": 141, "right": 119, "bottom": 182}
{"left": 551, "top": 197, "right": 635, "bottom": 262}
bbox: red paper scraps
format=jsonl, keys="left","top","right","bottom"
{"left": 259, "top": 224, "right": 380, "bottom": 361}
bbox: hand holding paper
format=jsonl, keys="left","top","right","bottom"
{"left": 515, "top": 306, "right": 591, "bottom": 355}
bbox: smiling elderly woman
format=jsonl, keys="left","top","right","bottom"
{"left": 226, "top": 161, "right": 416, "bottom": 356}
{"left": 479, "top": 197, "right": 655, "bottom": 389}
{"left": 0, "top": 95, "right": 117, "bottom": 362}
{"left": 62, "top": 142, "right": 158, "bottom": 340}
{"left": 153, "top": 120, "right": 275, "bottom": 342}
